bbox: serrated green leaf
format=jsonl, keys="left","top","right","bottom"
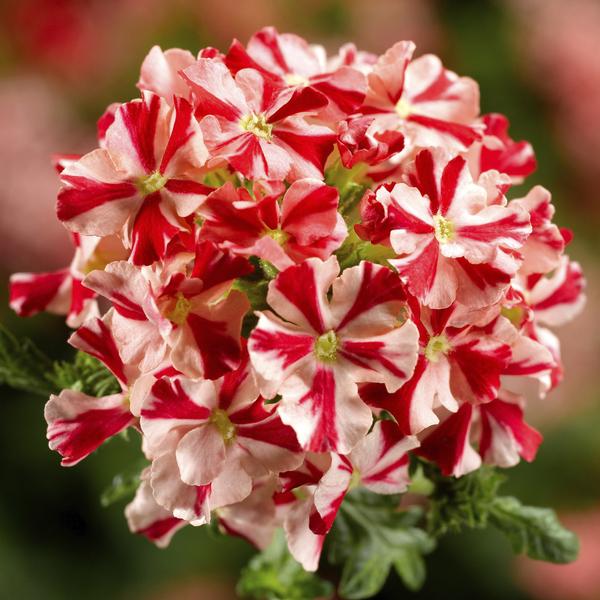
{"left": 489, "top": 496, "right": 579, "bottom": 563}
{"left": 329, "top": 490, "right": 434, "bottom": 599}
{"left": 237, "top": 529, "right": 333, "bottom": 600}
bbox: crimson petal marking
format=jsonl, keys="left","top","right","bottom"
{"left": 273, "top": 125, "right": 335, "bottom": 179}
{"left": 192, "top": 240, "right": 254, "bottom": 291}
{"left": 359, "top": 355, "right": 428, "bottom": 435}
{"left": 479, "top": 399, "right": 542, "bottom": 464}
{"left": 68, "top": 278, "right": 96, "bottom": 323}
{"left": 186, "top": 312, "right": 243, "bottom": 380}
{"left": 130, "top": 192, "right": 182, "bottom": 266}
{"left": 142, "top": 378, "right": 211, "bottom": 421}
{"left": 268, "top": 86, "right": 328, "bottom": 123}
{"left": 236, "top": 410, "right": 302, "bottom": 453}
{"left": 341, "top": 339, "right": 408, "bottom": 380}
{"left": 57, "top": 175, "right": 137, "bottom": 222}
{"left": 159, "top": 97, "right": 195, "bottom": 173}
{"left": 69, "top": 317, "right": 129, "bottom": 385}
{"left": 249, "top": 326, "right": 314, "bottom": 370}
{"left": 298, "top": 367, "right": 338, "bottom": 453}
{"left": 334, "top": 261, "right": 406, "bottom": 333}
{"left": 416, "top": 404, "right": 476, "bottom": 476}
{"left": 118, "top": 93, "right": 162, "bottom": 173}
{"left": 480, "top": 113, "right": 536, "bottom": 180}
{"left": 439, "top": 155, "right": 466, "bottom": 216}
{"left": 408, "top": 114, "right": 481, "bottom": 147}
{"left": 137, "top": 516, "right": 184, "bottom": 545}
{"left": 272, "top": 260, "right": 331, "bottom": 333}
{"left": 45, "top": 391, "right": 133, "bottom": 466}
{"left": 9, "top": 270, "right": 69, "bottom": 317}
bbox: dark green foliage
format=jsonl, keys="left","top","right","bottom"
{"left": 237, "top": 530, "right": 334, "bottom": 600}
{"left": 424, "top": 462, "right": 579, "bottom": 563}
{"left": 100, "top": 460, "right": 147, "bottom": 507}
{"left": 50, "top": 351, "right": 121, "bottom": 397}
{"left": 0, "top": 323, "right": 55, "bottom": 396}
{"left": 426, "top": 465, "right": 506, "bottom": 536}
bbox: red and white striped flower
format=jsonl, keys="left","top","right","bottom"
{"left": 45, "top": 316, "right": 137, "bottom": 466}
{"left": 225, "top": 26, "right": 367, "bottom": 122}
{"left": 182, "top": 58, "right": 335, "bottom": 181}
{"left": 139, "top": 357, "right": 303, "bottom": 522}
{"left": 248, "top": 257, "right": 419, "bottom": 454}
{"left": 417, "top": 390, "right": 542, "bottom": 476}
{"left": 470, "top": 113, "right": 537, "bottom": 183}
{"left": 358, "top": 149, "right": 531, "bottom": 309}
{"left": 83, "top": 241, "right": 251, "bottom": 379}
{"left": 360, "top": 301, "right": 513, "bottom": 435}
{"left": 513, "top": 186, "right": 566, "bottom": 276}
{"left": 198, "top": 179, "right": 347, "bottom": 270}
{"left": 278, "top": 420, "right": 417, "bottom": 570}
{"left": 362, "top": 41, "right": 482, "bottom": 153}
{"left": 57, "top": 92, "right": 210, "bottom": 265}
{"left": 9, "top": 233, "right": 127, "bottom": 327}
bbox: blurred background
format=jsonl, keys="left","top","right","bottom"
{"left": 1, "top": 0, "right": 599, "bottom": 598}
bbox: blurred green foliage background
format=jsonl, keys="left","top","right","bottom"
{"left": 1, "top": 0, "right": 599, "bottom": 598}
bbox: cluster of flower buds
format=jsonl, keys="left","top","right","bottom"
{"left": 9, "top": 28, "right": 585, "bottom": 571}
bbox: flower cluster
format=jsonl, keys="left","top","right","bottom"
{"left": 9, "top": 28, "right": 585, "bottom": 572}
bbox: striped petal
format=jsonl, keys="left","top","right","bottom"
{"left": 350, "top": 420, "right": 419, "bottom": 494}
{"left": 45, "top": 390, "right": 133, "bottom": 466}
{"left": 57, "top": 149, "right": 139, "bottom": 236}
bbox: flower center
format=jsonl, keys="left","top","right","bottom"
{"left": 137, "top": 171, "right": 168, "bottom": 196}
{"left": 240, "top": 113, "right": 273, "bottom": 141}
{"left": 424, "top": 334, "right": 451, "bottom": 362}
{"left": 165, "top": 292, "right": 192, "bottom": 326}
{"left": 264, "top": 228, "right": 289, "bottom": 246}
{"left": 284, "top": 72, "right": 309, "bottom": 87}
{"left": 395, "top": 98, "right": 413, "bottom": 119}
{"left": 501, "top": 305, "right": 525, "bottom": 328}
{"left": 433, "top": 214, "right": 455, "bottom": 244}
{"left": 209, "top": 409, "right": 236, "bottom": 444}
{"left": 314, "top": 330, "right": 339, "bottom": 363}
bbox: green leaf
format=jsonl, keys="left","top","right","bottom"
{"left": 0, "top": 323, "right": 54, "bottom": 396}
{"left": 100, "top": 462, "right": 147, "bottom": 507}
{"left": 328, "top": 490, "right": 435, "bottom": 599}
{"left": 425, "top": 464, "right": 506, "bottom": 537}
{"left": 50, "top": 351, "right": 120, "bottom": 397}
{"left": 237, "top": 529, "right": 334, "bottom": 600}
{"left": 489, "top": 496, "right": 579, "bottom": 563}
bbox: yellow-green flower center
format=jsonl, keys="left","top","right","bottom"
{"left": 240, "top": 113, "right": 273, "bottom": 141}
{"left": 501, "top": 305, "right": 525, "bottom": 328}
{"left": 137, "top": 171, "right": 168, "bottom": 196}
{"left": 264, "top": 228, "right": 289, "bottom": 246}
{"left": 165, "top": 292, "right": 192, "bottom": 326}
{"left": 395, "top": 98, "right": 413, "bottom": 119}
{"left": 433, "top": 214, "right": 455, "bottom": 244}
{"left": 424, "top": 334, "right": 451, "bottom": 362}
{"left": 210, "top": 409, "right": 236, "bottom": 444}
{"left": 314, "top": 330, "right": 339, "bottom": 363}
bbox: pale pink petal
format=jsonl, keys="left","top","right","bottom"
{"left": 125, "top": 475, "right": 186, "bottom": 547}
